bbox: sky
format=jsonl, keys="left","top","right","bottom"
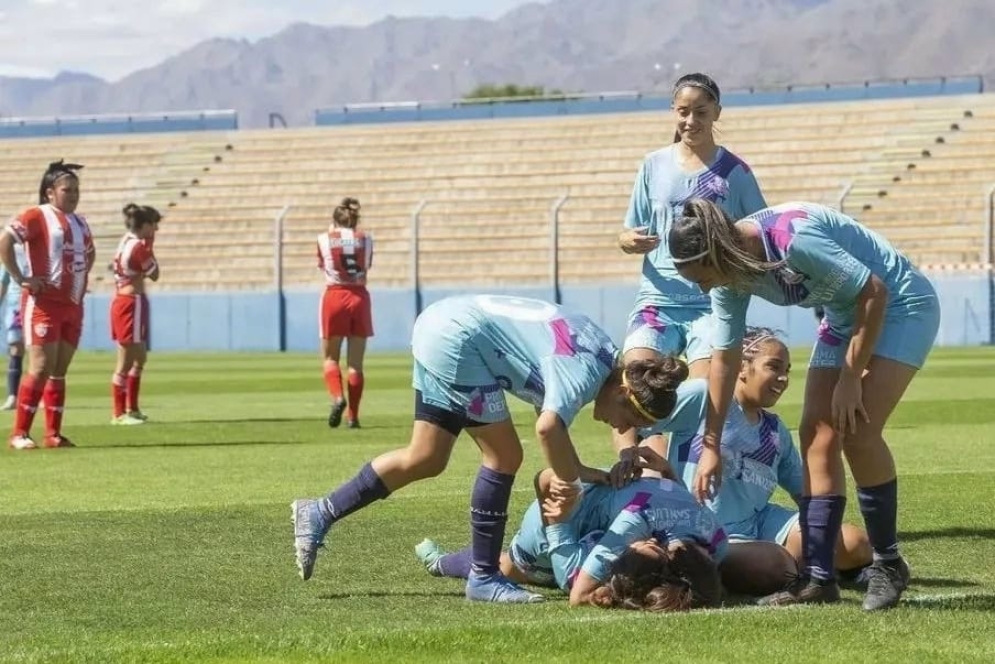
{"left": 0, "top": 0, "right": 541, "bottom": 81}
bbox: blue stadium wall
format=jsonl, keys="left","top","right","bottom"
{"left": 78, "top": 272, "right": 993, "bottom": 354}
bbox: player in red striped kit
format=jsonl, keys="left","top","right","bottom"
{"left": 317, "top": 197, "right": 373, "bottom": 429}
{"left": 0, "top": 160, "right": 95, "bottom": 450}
{"left": 109, "top": 204, "right": 161, "bottom": 425}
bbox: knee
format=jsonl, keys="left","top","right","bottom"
{"left": 405, "top": 449, "right": 450, "bottom": 480}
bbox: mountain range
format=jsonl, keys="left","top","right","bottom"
{"left": 1, "top": 0, "right": 992, "bottom": 127}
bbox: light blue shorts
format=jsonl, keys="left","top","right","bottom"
{"left": 725, "top": 503, "right": 799, "bottom": 546}
{"left": 507, "top": 498, "right": 606, "bottom": 589}
{"left": 809, "top": 289, "right": 941, "bottom": 370}
{"left": 411, "top": 361, "right": 509, "bottom": 425}
{"left": 623, "top": 304, "right": 713, "bottom": 363}
{"left": 4, "top": 301, "right": 22, "bottom": 346}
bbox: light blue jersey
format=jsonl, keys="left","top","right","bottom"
{"left": 509, "top": 476, "right": 728, "bottom": 591}
{"left": 411, "top": 295, "right": 617, "bottom": 426}
{"left": 0, "top": 244, "right": 27, "bottom": 344}
{"left": 663, "top": 380, "right": 804, "bottom": 543}
{"left": 625, "top": 145, "right": 767, "bottom": 310}
{"left": 711, "top": 203, "right": 940, "bottom": 369}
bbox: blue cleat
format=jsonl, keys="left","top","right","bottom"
{"left": 414, "top": 538, "right": 446, "bottom": 577}
{"left": 291, "top": 499, "right": 328, "bottom": 581}
{"left": 465, "top": 572, "right": 544, "bottom": 603}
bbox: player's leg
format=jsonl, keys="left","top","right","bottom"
{"left": 9, "top": 299, "right": 55, "bottom": 450}
{"left": 344, "top": 336, "right": 367, "bottom": 428}
{"left": 2, "top": 303, "right": 23, "bottom": 409}
{"left": 320, "top": 288, "right": 348, "bottom": 427}
{"left": 720, "top": 541, "right": 800, "bottom": 597}
{"left": 462, "top": 396, "right": 543, "bottom": 602}
{"left": 125, "top": 294, "right": 150, "bottom": 420}
{"left": 42, "top": 313, "right": 80, "bottom": 448}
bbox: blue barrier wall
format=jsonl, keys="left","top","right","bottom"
{"left": 0, "top": 110, "right": 239, "bottom": 139}
{"left": 316, "top": 76, "right": 984, "bottom": 127}
{"left": 79, "top": 272, "right": 993, "bottom": 353}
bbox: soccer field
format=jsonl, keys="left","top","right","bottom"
{"left": 2, "top": 347, "right": 994, "bottom": 663}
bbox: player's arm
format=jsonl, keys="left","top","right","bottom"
{"left": 535, "top": 411, "right": 581, "bottom": 484}
{"left": 566, "top": 510, "right": 648, "bottom": 607}
{"left": 618, "top": 160, "right": 659, "bottom": 254}
{"left": 0, "top": 230, "right": 26, "bottom": 284}
{"left": 137, "top": 245, "right": 160, "bottom": 282}
{"left": 790, "top": 225, "right": 886, "bottom": 432}
{"left": 731, "top": 164, "right": 768, "bottom": 216}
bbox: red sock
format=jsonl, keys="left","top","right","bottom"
{"left": 126, "top": 369, "right": 142, "bottom": 413}
{"left": 43, "top": 377, "right": 66, "bottom": 438}
{"left": 323, "top": 361, "right": 343, "bottom": 401}
{"left": 12, "top": 374, "right": 42, "bottom": 437}
{"left": 347, "top": 370, "right": 364, "bottom": 421}
{"left": 112, "top": 373, "right": 127, "bottom": 418}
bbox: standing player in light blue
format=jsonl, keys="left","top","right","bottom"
{"left": 416, "top": 458, "right": 727, "bottom": 612}
{"left": 663, "top": 327, "right": 872, "bottom": 589}
{"left": 0, "top": 243, "right": 28, "bottom": 410}
{"left": 290, "top": 294, "right": 689, "bottom": 603}
{"left": 616, "top": 72, "right": 766, "bottom": 456}
{"left": 669, "top": 200, "right": 940, "bottom": 610}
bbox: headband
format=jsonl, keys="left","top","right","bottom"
{"left": 743, "top": 333, "right": 778, "bottom": 355}
{"left": 673, "top": 80, "right": 720, "bottom": 103}
{"left": 672, "top": 249, "right": 710, "bottom": 265}
{"left": 622, "top": 371, "right": 658, "bottom": 421}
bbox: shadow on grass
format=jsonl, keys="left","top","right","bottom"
{"left": 318, "top": 590, "right": 467, "bottom": 600}
{"left": 903, "top": 593, "right": 995, "bottom": 611}
{"left": 900, "top": 527, "right": 995, "bottom": 542}
{"left": 910, "top": 577, "right": 980, "bottom": 589}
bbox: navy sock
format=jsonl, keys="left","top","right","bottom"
{"left": 318, "top": 462, "right": 390, "bottom": 526}
{"left": 800, "top": 495, "right": 846, "bottom": 582}
{"left": 857, "top": 479, "right": 900, "bottom": 562}
{"left": 7, "top": 354, "right": 22, "bottom": 397}
{"left": 469, "top": 466, "right": 515, "bottom": 577}
{"left": 438, "top": 547, "right": 472, "bottom": 579}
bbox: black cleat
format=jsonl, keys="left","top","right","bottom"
{"left": 347, "top": 419, "right": 361, "bottom": 429}
{"left": 327, "top": 400, "right": 346, "bottom": 428}
{"left": 862, "top": 557, "right": 910, "bottom": 611}
{"left": 758, "top": 575, "right": 841, "bottom": 607}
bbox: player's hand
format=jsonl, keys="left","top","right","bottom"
{"left": 692, "top": 444, "right": 721, "bottom": 504}
{"left": 19, "top": 277, "right": 45, "bottom": 294}
{"left": 608, "top": 446, "right": 643, "bottom": 488}
{"left": 634, "top": 446, "right": 678, "bottom": 481}
{"left": 548, "top": 475, "right": 582, "bottom": 516}
{"left": 832, "top": 371, "right": 869, "bottom": 435}
{"left": 541, "top": 497, "right": 573, "bottom": 524}
{"left": 618, "top": 227, "right": 661, "bottom": 255}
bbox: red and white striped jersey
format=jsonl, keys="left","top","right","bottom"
{"left": 112, "top": 232, "right": 158, "bottom": 290}
{"left": 317, "top": 227, "right": 373, "bottom": 287}
{"left": 5, "top": 204, "right": 95, "bottom": 305}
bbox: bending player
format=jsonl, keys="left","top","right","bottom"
{"left": 290, "top": 294, "right": 688, "bottom": 603}
{"left": 670, "top": 200, "right": 940, "bottom": 609}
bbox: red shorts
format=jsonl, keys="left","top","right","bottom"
{"left": 21, "top": 294, "right": 83, "bottom": 348}
{"left": 110, "top": 294, "right": 150, "bottom": 345}
{"left": 320, "top": 287, "right": 373, "bottom": 338}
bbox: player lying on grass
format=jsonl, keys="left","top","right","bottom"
{"left": 416, "top": 457, "right": 730, "bottom": 611}
{"left": 291, "top": 294, "right": 689, "bottom": 604}
{"left": 654, "top": 327, "right": 872, "bottom": 594}
{"left": 669, "top": 200, "right": 939, "bottom": 609}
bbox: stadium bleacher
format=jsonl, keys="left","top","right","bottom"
{"left": 1, "top": 88, "right": 993, "bottom": 293}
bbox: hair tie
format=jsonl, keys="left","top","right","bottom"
{"left": 621, "top": 371, "right": 657, "bottom": 421}
{"left": 743, "top": 334, "right": 777, "bottom": 355}
{"left": 673, "top": 80, "right": 720, "bottom": 103}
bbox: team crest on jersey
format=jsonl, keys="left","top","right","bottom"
{"left": 33, "top": 323, "right": 49, "bottom": 338}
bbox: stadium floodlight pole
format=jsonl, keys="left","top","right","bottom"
{"left": 273, "top": 203, "right": 292, "bottom": 352}
{"left": 273, "top": 204, "right": 292, "bottom": 293}
{"left": 836, "top": 180, "right": 854, "bottom": 214}
{"left": 550, "top": 193, "right": 569, "bottom": 304}
{"left": 985, "top": 183, "right": 995, "bottom": 267}
{"left": 411, "top": 199, "right": 429, "bottom": 316}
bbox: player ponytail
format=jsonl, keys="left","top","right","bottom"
{"left": 591, "top": 541, "right": 722, "bottom": 612}
{"left": 622, "top": 355, "right": 689, "bottom": 421}
{"left": 333, "top": 197, "right": 361, "bottom": 229}
{"left": 670, "top": 199, "right": 781, "bottom": 288}
{"left": 38, "top": 159, "right": 83, "bottom": 205}
{"left": 122, "top": 203, "right": 162, "bottom": 231}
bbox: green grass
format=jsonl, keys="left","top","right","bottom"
{"left": 2, "top": 347, "right": 995, "bottom": 663}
